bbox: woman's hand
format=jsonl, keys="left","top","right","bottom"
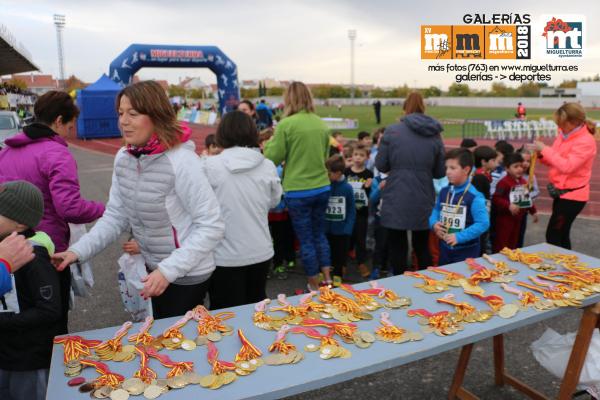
{"left": 534, "top": 141, "right": 546, "bottom": 153}
{"left": 0, "top": 232, "right": 34, "bottom": 273}
{"left": 140, "top": 269, "right": 169, "bottom": 299}
{"left": 51, "top": 251, "right": 79, "bottom": 271}
{"left": 123, "top": 239, "right": 141, "bottom": 255}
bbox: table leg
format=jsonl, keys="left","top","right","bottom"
{"left": 557, "top": 303, "right": 600, "bottom": 400}
{"left": 448, "top": 343, "right": 477, "bottom": 400}
{"left": 493, "top": 335, "right": 505, "bottom": 386}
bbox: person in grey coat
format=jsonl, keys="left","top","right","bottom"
{"left": 375, "top": 92, "right": 445, "bottom": 274}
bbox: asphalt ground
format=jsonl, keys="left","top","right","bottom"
{"left": 70, "top": 144, "right": 600, "bottom": 399}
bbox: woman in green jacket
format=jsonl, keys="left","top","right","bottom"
{"left": 264, "top": 82, "right": 332, "bottom": 290}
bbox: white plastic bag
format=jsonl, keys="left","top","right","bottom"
{"left": 68, "top": 224, "right": 94, "bottom": 297}
{"left": 531, "top": 328, "right": 600, "bottom": 388}
{"left": 117, "top": 253, "right": 152, "bottom": 322}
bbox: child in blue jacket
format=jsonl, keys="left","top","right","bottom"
{"left": 324, "top": 155, "right": 356, "bottom": 287}
{"left": 430, "top": 148, "right": 489, "bottom": 266}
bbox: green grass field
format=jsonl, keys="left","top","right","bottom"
{"left": 315, "top": 105, "right": 600, "bottom": 139}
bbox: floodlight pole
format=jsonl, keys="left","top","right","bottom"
{"left": 54, "top": 14, "right": 66, "bottom": 89}
{"left": 348, "top": 29, "right": 356, "bottom": 105}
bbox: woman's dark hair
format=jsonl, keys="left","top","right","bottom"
{"left": 34, "top": 91, "right": 80, "bottom": 125}
{"left": 473, "top": 145, "right": 498, "bottom": 168}
{"left": 204, "top": 133, "right": 217, "bottom": 148}
{"left": 216, "top": 111, "right": 259, "bottom": 149}
{"left": 239, "top": 99, "right": 255, "bottom": 112}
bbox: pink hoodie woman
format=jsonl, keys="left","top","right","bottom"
{"left": 0, "top": 125, "right": 105, "bottom": 252}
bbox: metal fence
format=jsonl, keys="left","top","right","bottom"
{"left": 462, "top": 119, "right": 558, "bottom": 140}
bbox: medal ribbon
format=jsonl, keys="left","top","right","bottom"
{"left": 128, "top": 316, "right": 155, "bottom": 345}
{"left": 318, "top": 287, "right": 362, "bottom": 315}
{"left": 436, "top": 294, "right": 476, "bottom": 316}
{"left": 95, "top": 321, "right": 132, "bottom": 354}
{"left": 133, "top": 346, "right": 157, "bottom": 383}
{"left": 53, "top": 335, "right": 102, "bottom": 364}
{"left": 163, "top": 311, "right": 193, "bottom": 339}
{"left": 206, "top": 342, "right": 235, "bottom": 375}
{"left": 145, "top": 346, "right": 194, "bottom": 378}
{"left": 80, "top": 359, "right": 125, "bottom": 388}
{"left": 235, "top": 329, "right": 262, "bottom": 362}
{"left": 268, "top": 325, "right": 296, "bottom": 354}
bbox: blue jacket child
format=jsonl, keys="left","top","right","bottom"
{"left": 429, "top": 179, "right": 489, "bottom": 266}
{"left": 325, "top": 176, "right": 356, "bottom": 236}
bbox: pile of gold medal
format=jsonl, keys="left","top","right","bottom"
{"left": 234, "top": 359, "right": 264, "bottom": 376}
{"left": 199, "top": 371, "right": 238, "bottom": 390}
{"left": 64, "top": 359, "right": 84, "bottom": 377}
{"left": 264, "top": 350, "right": 304, "bottom": 365}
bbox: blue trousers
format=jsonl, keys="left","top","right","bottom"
{"left": 438, "top": 241, "right": 480, "bottom": 266}
{"left": 286, "top": 191, "right": 332, "bottom": 277}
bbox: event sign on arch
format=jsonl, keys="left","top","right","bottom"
{"left": 109, "top": 44, "right": 240, "bottom": 114}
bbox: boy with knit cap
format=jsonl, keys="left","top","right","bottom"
{"left": 0, "top": 181, "right": 62, "bottom": 400}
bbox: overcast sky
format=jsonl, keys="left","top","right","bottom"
{"left": 2, "top": 0, "right": 599, "bottom": 89}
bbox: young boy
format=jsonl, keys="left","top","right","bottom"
{"left": 367, "top": 127, "right": 385, "bottom": 172}
{"left": 357, "top": 131, "right": 373, "bottom": 148}
{"left": 430, "top": 148, "right": 490, "bottom": 265}
{"left": 492, "top": 153, "right": 538, "bottom": 252}
{"left": 0, "top": 181, "right": 62, "bottom": 400}
{"left": 345, "top": 144, "right": 373, "bottom": 278}
{"left": 368, "top": 172, "right": 388, "bottom": 279}
{"left": 472, "top": 146, "right": 499, "bottom": 201}
{"left": 471, "top": 145, "right": 498, "bottom": 255}
{"left": 490, "top": 140, "right": 514, "bottom": 196}
{"left": 342, "top": 142, "right": 354, "bottom": 169}
{"left": 324, "top": 155, "right": 356, "bottom": 287}
{"left": 517, "top": 148, "right": 540, "bottom": 248}
{"left": 268, "top": 164, "right": 296, "bottom": 280}
{"left": 330, "top": 131, "right": 345, "bottom": 156}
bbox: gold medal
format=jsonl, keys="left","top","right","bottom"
{"left": 109, "top": 389, "right": 130, "bottom": 400}
{"left": 142, "top": 384, "right": 162, "bottom": 399}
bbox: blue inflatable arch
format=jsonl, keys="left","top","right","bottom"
{"left": 109, "top": 44, "right": 240, "bottom": 114}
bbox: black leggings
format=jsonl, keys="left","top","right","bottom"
{"left": 151, "top": 280, "right": 209, "bottom": 319}
{"left": 327, "top": 234, "right": 350, "bottom": 277}
{"left": 208, "top": 260, "right": 270, "bottom": 310}
{"left": 269, "top": 219, "right": 296, "bottom": 266}
{"left": 386, "top": 229, "right": 432, "bottom": 275}
{"left": 350, "top": 213, "right": 369, "bottom": 264}
{"left": 546, "top": 198, "right": 586, "bottom": 250}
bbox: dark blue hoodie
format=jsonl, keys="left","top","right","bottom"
{"left": 375, "top": 112, "right": 446, "bottom": 230}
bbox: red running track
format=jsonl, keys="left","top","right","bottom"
{"left": 67, "top": 126, "right": 600, "bottom": 218}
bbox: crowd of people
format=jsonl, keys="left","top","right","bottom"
{"left": 0, "top": 80, "right": 596, "bottom": 400}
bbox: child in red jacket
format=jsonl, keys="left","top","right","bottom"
{"left": 492, "top": 153, "right": 538, "bottom": 252}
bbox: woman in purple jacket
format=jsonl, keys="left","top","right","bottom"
{"left": 0, "top": 91, "right": 105, "bottom": 332}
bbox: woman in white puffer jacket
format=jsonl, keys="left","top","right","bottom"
{"left": 53, "top": 81, "right": 224, "bottom": 318}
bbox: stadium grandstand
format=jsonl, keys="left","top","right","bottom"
{"left": 0, "top": 23, "right": 38, "bottom": 75}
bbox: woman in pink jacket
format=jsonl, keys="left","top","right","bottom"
{"left": 534, "top": 102, "right": 597, "bottom": 249}
{"left": 0, "top": 91, "right": 105, "bottom": 332}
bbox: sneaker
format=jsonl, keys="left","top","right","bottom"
{"left": 286, "top": 260, "right": 296, "bottom": 271}
{"left": 357, "top": 263, "right": 371, "bottom": 278}
{"left": 369, "top": 268, "right": 380, "bottom": 280}
{"left": 332, "top": 275, "right": 343, "bottom": 287}
{"left": 273, "top": 265, "right": 288, "bottom": 280}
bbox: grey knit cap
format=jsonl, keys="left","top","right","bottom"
{"left": 0, "top": 181, "right": 44, "bottom": 229}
